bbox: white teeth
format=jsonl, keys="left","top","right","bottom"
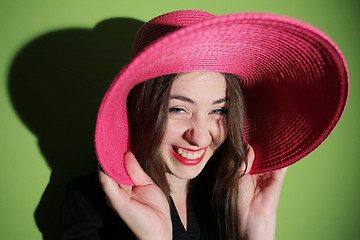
{"left": 176, "top": 147, "right": 205, "bottom": 160}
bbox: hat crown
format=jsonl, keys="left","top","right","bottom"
{"left": 96, "top": 10, "right": 348, "bottom": 185}
{"left": 132, "top": 10, "right": 216, "bottom": 57}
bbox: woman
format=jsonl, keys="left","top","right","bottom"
{"left": 61, "top": 10, "right": 348, "bottom": 240}
{"left": 100, "top": 71, "right": 287, "bottom": 239}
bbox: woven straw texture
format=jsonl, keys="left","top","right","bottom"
{"left": 95, "top": 10, "right": 348, "bottom": 186}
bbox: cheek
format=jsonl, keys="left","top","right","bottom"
{"left": 162, "top": 120, "right": 187, "bottom": 144}
{"left": 213, "top": 119, "right": 227, "bottom": 145}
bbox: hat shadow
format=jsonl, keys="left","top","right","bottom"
{"left": 8, "top": 17, "right": 144, "bottom": 240}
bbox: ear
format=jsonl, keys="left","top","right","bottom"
{"left": 245, "top": 144, "right": 255, "bottom": 174}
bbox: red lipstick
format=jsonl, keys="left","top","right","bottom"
{"left": 170, "top": 146, "right": 207, "bottom": 166}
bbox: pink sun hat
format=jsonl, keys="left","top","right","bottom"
{"left": 95, "top": 10, "right": 349, "bottom": 186}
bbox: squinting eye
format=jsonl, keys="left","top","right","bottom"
{"left": 169, "top": 107, "right": 186, "bottom": 114}
{"left": 211, "top": 107, "right": 228, "bottom": 115}
{"left": 168, "top": 107, "right": 189, "bottom": 120}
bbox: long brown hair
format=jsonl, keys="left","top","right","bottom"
{"left": 212, "top": 73, "right": 247, "bottom": 239}
{"left": 127, "top": 72, "right": 247, "bottom": 239}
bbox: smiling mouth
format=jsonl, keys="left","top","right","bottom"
{"left": 170, "top": 146, "right": 207, "bottom": 166}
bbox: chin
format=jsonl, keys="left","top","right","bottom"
{"left": 169, "top": 165, "right": 205, "bottom": 180}
{"left": 164, "top": 149, "right": 213, "bottom": 181}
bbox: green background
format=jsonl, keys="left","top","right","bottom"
{"left": 1, "top": 0, "right": 359, "bottom": 239}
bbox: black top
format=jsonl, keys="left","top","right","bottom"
{"left": 60, "top": 172, "right": 216, "bottom": 239}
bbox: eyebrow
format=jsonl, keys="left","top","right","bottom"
{"left": 170, "top": 95, "right": 228, "bottom": 105}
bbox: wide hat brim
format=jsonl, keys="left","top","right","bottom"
{"left": 96, "top": 11, "right": 349, "bottom": 186}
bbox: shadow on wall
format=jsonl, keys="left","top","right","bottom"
{"left": 8, "top": 18, "right": 144, "bottom": 240}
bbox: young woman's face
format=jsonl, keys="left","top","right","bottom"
{"left": 160, "top": 72, "right": 228, "bottom": 181}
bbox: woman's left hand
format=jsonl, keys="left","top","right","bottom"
{"left": 238, "top": 145, "right": 288, "bottom": 240}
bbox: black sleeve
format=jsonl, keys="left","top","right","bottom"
{"left": 60, "top": 172, "right": 136, "bottom": 240}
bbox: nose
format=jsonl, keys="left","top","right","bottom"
{"left": 183, "top": 116, "right": 213, "bottom": 147}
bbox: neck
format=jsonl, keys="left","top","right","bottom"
{"left": 166, "top": 173, "right": 190, "bottom": 230}
{"left": 166, "top": 173, "right": 190, "bottom": 195}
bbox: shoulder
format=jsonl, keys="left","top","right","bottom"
{"left": 60, "top": 171, "right": 136, "bottom": 239}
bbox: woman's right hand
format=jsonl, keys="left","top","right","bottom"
{"left": 99, "top": 152, "right": 172, "bottom": 240}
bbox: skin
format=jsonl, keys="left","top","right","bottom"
{"left": 99, "top": 72, "right": 287, "bottom": 240}
{"left": 160, "top": 72, "right": 228, "bottom": 228}
{"left": 238, "top": 146, "right": 288, "bottom": 240}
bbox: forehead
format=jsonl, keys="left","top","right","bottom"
{"left": 170, "top": 72, "right": 227, "bottom": 99}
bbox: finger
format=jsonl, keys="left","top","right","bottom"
{"left": 124, "top": 151, "right": 154, "bottom": 186}
{"left": 98, "top": 169, "right": 120, "bottom": 210}
{"left": 99, "top": 168, "right": 132, "bottom": 208}
{"left": 99, "top": 168, "right": 156, "bottom": 233}
{"left": 272, "top": 166, "right": 288, "bottom": 184}
{"left": 261, "top": 167, "right": 289, "bottom": 199}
